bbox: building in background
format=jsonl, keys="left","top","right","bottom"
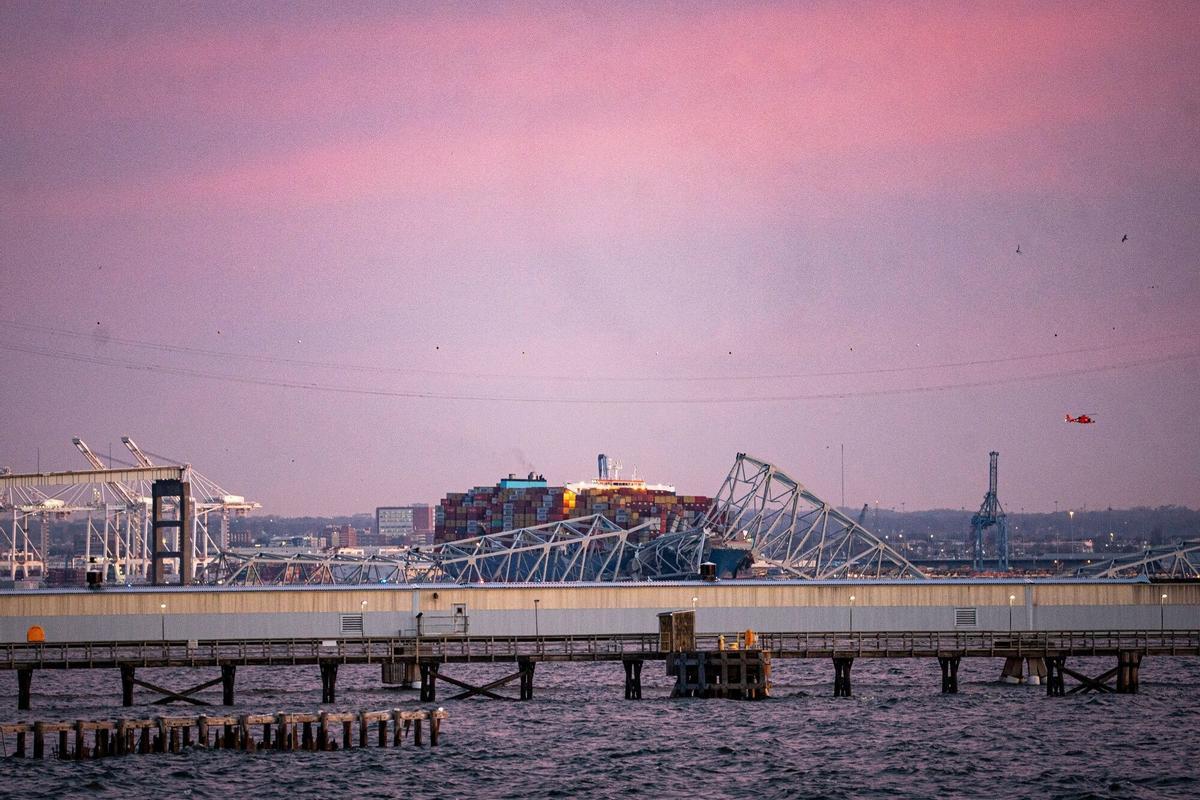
{"left": 324, "top": 524, "right": 357, "bottom": 549}
{"left": 435, "top": 458, "right": 711, "bottom": 543}
{"left": 376, "top": 504, "right": 435, "bottom": 546}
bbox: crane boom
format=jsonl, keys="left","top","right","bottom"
{"left": 121, "top": 437, "right": 154, "bottom": 467}
{"left": 72, "top": 437, "right": 140, "bottom": 506}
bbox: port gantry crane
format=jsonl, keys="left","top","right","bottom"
{"left": 72, "top": 437, "right": 150, "bottom": 582}
{"left": 970, "top": 451, "right": 1009, "bottom": 572}
{"left": 0, "top": 468, "right": 94, "bottom": 580}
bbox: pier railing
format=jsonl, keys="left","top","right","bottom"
{"left": 0, "top": 630, "right": 1196, "bottom": 669}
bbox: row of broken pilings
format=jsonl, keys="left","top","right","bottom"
{"left": 0, "top": 707, "right": 448, "bottom": 760}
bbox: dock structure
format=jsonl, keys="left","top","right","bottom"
{"left": 2, "top": 580, "right": 1197, "bottom": 704}
{"left": 0, "top": 707, "right": 446, "bottom": 759}
{"left": 2, "top": 629, "right": 1197, "bottom": 707}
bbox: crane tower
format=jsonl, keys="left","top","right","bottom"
{"left": 970, "top": 451, "right": 1009, "bottom": 571}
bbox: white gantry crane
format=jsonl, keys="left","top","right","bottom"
{"left": 72, "top": 438, "right": 151, "bottom": 582}
{"left": 0, "top": 468, "right": 92, "bottom": 580}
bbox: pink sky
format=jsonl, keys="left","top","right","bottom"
{"left": 2, "top": 2, "right": 1198, "bottom": 516}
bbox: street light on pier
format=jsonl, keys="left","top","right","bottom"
{"left": 534, "top": 598, "right": 540, "bottom": 639}
{"left": 849, "top": 595, "right": 856, "bottom": 632}
{"left": 361, "top": 599, "right": 368, "bottom": 640}
{"left": 1009, "top": 594, "right": 1016, "bottom": 632}
{"left": 1161, "top": 593, "right": 1167, "bottom": 631}
{"left": 159, "top": 602, "right": 166, "bottom": 642}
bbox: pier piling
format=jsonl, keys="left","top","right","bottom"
{"left": 833, "top": 657, "right": 854, "bottom": 697}
{"left": 939, "top": 656, "right": 961, "bottom": 693}
{"left": 0, "top": 708, "right": 447, "bottom": 759}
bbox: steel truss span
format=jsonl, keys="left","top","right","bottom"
{"left": 209, "top": 454, "right": 924, "bottom": 586}
{"left": 702, "top": 453, "right": 925, "bottom": 579}
{"left": 1073, "top": 541, "right": 1200, "bottom": 580}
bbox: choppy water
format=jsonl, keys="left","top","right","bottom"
{"left": 1, "top": 655, "right": 1198, "bottom": 799}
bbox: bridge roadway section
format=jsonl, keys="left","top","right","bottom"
{"left": 1, "top": 580, "right": 1197, "bottom": 705}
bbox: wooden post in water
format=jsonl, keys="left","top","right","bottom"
{"left": 1045, "top": 656, "right": 1066, "bottom": 696}
{"left": 221, "top": 665, "right": 236, "bottom": 706}
{"left": 939, "top": 656, "right": 961, "bottom": 694}
{"left": 623, "top": 658, "right": 643, "bottom": 700}
{"left": 17, "top": 668, "right": 32, "bottom": 712}
{"left": 3, "top": 709, "right": 446, "bottom": 759}
{"left": 833, "top": 657, "right": 854, "bottom": 697}
{"left": 120, "top": 665, "right": 136, "bottom": 707}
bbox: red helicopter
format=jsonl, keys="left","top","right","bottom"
{"left": 1065, "top": 413, "right": 1097, "bottom": 424}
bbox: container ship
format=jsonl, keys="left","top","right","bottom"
{"left": 434, "top": 454, "right": 711, "bottom": 544}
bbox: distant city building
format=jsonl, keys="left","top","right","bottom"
{"left": 323, "top": 524, "right": 357, "bottom": 549}
{"left": 376, "top": 507, "right": 414, "bottom": 540}
{"left": 435, "top": 462, "right": 711, "bottom": 543}
{"left": 376, "top": 504, "right": 434, "bottom": 545}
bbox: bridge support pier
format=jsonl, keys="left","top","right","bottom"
{"left": 1116, "top": 651, "right": 1142, "bottom": 694}
{"left": 382, "top": 661, "right": 416, "bottom": 689}
{"left": 1000, "top": 656, "right": 1046, "bottom": 685}
{"left": 938, "top": 656, "right": 961, "bottom": 693}
{"left": 320, "top": 663, "right": 338, "bottom": 703}
{"left": 833, "top": 657, "right": 853, "bottom": 697}
{"left": 623, "top": 658, "right": 643, "bottom": 699}
{"left": 17, "top": 667, "right": 32, "bottom": 710}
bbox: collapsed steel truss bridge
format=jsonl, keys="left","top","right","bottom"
{"left": 210, "top": 454, "right": 925, "bottom": 586}
{"left": 1073, "top": 540, "right": 1200, "bottom": 580}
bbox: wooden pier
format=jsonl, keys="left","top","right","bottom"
{"left": 0, "top": 707, "right": 447, "bottom": 759}
{"left": 2, "top": 629, "right": 1197, "bottom": 707}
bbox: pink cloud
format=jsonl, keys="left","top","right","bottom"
{"left": 3, "top": 3, "right": 1197, "bottom": 220}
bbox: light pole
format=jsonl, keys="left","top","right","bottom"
{"left": 1008, "top": 594, "right": 1015, "bottom": 632}
{"left": 1161, "top": 593, "right": 1167, "bottom": 631}
{"left": 361, "top": 599, "right": 368, "bottom": 639}
{"left": 691, "top": 595, "right": 698, "bottom": 613}
{"left": 534, "top": 598, "right": 540, "bottom": 639}
{"left": 1068, "top": 509, "right": 1074, "bottom": 539}
{"left": 159, "top": 602, "right": 166, "bottom": 641}
{"left": 849, "top": 595, "right": 855, "bottom": 632}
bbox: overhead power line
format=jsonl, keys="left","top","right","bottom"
{"left": 0, "top": 318, "right": 1194, "bottom": 384}
{"left": 1, "top": 340, "right": 1196, "bottom": 405}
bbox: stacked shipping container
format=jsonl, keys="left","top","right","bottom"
{"left": 434, "top": 474, "right": 710, "bottom": 544}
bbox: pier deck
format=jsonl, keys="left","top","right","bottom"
{"left": 1, "top": 630, "right": 1196, "bottom": 670}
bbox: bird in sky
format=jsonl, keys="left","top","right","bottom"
{"left": 1016, "top": 244, "right": 1022, "bottom": 254}
{"left": 1122, "top": 234, "right": 1128, "bottom": 242}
